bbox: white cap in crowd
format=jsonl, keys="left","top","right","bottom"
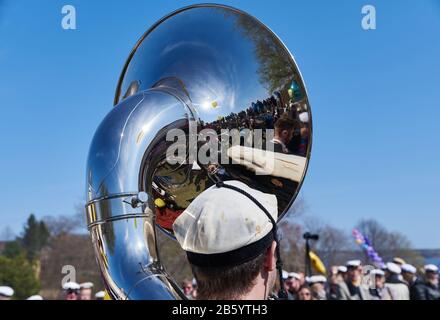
{"left": 95, "top": 291, "right": 105, "bottom": 299}
{"left": 386, "top": 262, "right": 402, "bottom": 274}
{"left": 346, "top": 260, "right": 362, "bottom": 268}
{"left": 401, "top": 264, "right": 417, "bottom": 274}
{"left": 79, "top": 282, "right": 94, "bottom": 289}
{"left": 307, "top": 275, "right": 327, "bottom": 284}
{"left": 173, "top": 180, "right": 277, "bottom": 267}
{"left": 337, "top": 266, "right": 347, "bottom": 273}
{"left": 288, "top": 272, "right": 301, "bottom": 280}
{"left": 424, "top": 264, "right": 439, "bottom": 273}
{"left": 26, "top": 295, "right": 43, "bottom": 300}
{"left": 371, "top": 269, "right": 385, "bottom": 277}
{"left": 282, "top": 270, "right": 289, "bottom": 280}
{"left": 62, "top": 281, "right": 80, "bottom": 290}
{"left": 0, "top": 286, "right": 14, "bottom": 297}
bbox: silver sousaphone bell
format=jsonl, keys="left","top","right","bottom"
{"left": 85, "top": 4, "right": 312, "bottom": 300}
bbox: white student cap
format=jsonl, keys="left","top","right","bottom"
{"left": 79, "top": 282, "right": 94, "bottom": 289}
{"left": 346, "top": 260, "right": 362, "bottom": 268}
{"left": 337, "top": 266, "right": 347, "bottom": 273}
{"left": 371, "top": 269, "right": 385, "bottom": 277}
{"left": 62, "top": 282, "right": 80, "bottom": 290}
{"left": 173, "top": 180, "right": 277, "bottom": 267}
{"left": 0, "top": 286, "right": 14, "bottom": 297}
{"left": 288, "top": 272, "right": 301, "bottom": 280}
{"left": 386, "top": 262, "right": 402, "bottom": 274}
{"left": 307, "top": 275, "right": 327, "bottom": 284}
{"left": 401, "top": 264, "right": 417, "bottom": 274}
{"left": 424, "top": 264, "right": 439, "bottom": 273}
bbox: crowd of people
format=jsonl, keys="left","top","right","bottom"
{"left": 205, "top": 92, "right": 310, "bottom": 158}
{"left": 0, "top": 281, "right": 106, "bottom": 301}
{"left": 1, "top": 259, "right": 439, "bottom": 300}
{"left": 277, "top": 258, "right": 440, "bottom": 300}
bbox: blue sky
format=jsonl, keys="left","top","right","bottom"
{"left": 0, "top": 0, "right": 439, "bottom": 248}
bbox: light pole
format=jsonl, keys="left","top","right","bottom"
{"left": 303, "top": 232, "right": 319, "bottom": 277}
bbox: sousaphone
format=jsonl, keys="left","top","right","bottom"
{"left": 85, "top": 4, "right": 312, "bottom": 299}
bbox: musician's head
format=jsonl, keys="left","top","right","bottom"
{"left": 173, "top": 180, "right": 278, "bottom": 300}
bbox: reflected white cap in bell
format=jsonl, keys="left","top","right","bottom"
{"left": 299, "top": 112, "right": 309, "bottom": 123}
{"left": 371, "top": 269, "right": 385, "bottom": 276}
{"left": 173, "top": 180, "right": 277, "bottom": 267}
{"left": 79, "top": 282, "right": 94, "bottom": 289}
{"left": 424, "top": 264, "right": 439, "bottom": 273}
{"left": 346, "top": 260, "right": 362, "bottom": 267}
{"left": 401, "top": 264, "right": 417, "bottom": 274}
{"left": 95, "top": 291, "right": 105, "bottom": 299}
{"left": 0, "top": 286, "right": 14, "bottom": 297}
{"left": 62, "top": 281, "right": 80, "bottom": 290}
{"left": 26, "top": 295, "right": 43, "bottom": 300}
{"left": 307, "top": 275, "right": 327, "bottom": 284}
{"left": 386, "top": 262, "right": 401, "bottom": 274}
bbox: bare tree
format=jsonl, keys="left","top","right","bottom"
{"left": 42, "top": 215, "right": 79, "bottom": 237}
{"left": 41, "top": 203, "right": 88, "bottom": 237}
{"left": 73, "top": 202, "right": 88, "bottom": 232}
{"left": 356, "top": 219, "right": 424, "bottom": 266}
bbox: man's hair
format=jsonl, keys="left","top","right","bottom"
{"left": 190, "top": 252, "right": 266, "bottom": 300}
{"left": 274, "top": 115, "right": 297, "bottom": 133}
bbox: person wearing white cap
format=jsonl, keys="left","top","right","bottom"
{"left": 413, "top": 264, "right": 440, "bottom": 300}
{"left": 337, "top": 260, "right": 371, "bottom": 300}
{"left": 369, "top": 269, "right": 391, "bottom": 300}
{"left": 173, "top": 180, "right": 283, "bottom": 300}
{"left": 62, "top": 281, "right": 80, "bottom": 300}
{"left": 400, "top": 263, "right": 423, "bottom": 300}
{"left": 0, "top": 286, "right": 14, "bottom": 300}
{"left": 79, "top": 282, "right": 94, "bottom": 300}
{"left": 384, "top": 262, "right": 409, "bottom": 300}
{"left": 94, "top": 291, "right": 105, "bottom": 300}
{"left": 280, "top": 271, "right": 294, "bottom": 300}
{"left": 328, "top": 266, "right": 346, "bottom": 300}
{"left": 283, "top": 272, "right": 301, "bottom": 300}
{"left": 26, "top": 295, "right": 43, "bottom": 300}
{"left": 307, "top": 275, "right": 327, "bottom": 300}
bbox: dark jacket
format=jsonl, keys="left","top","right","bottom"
{"left": 412, "top": 281, "right": 440, "bottom": 300}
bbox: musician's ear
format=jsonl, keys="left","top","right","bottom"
{"left": 264, "top": 241, "right": 277, "bottom": 272}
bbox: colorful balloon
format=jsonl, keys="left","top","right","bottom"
{"left": 352, "top": 229, "right": 384, "bottom": 268}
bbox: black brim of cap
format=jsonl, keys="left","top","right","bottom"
{"left": 186, "top": 231, "right": 274, "bottom": 268}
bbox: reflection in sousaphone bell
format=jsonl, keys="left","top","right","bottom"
{"left": 85, "top": 4, "right": 312, "bottom": 300}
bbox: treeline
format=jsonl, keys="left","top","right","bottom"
{"left": 0, "top": 211, "right": 102, "bottom": 300}
{"left": 0, "top": 198, "right": 426, "bottom": 299}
